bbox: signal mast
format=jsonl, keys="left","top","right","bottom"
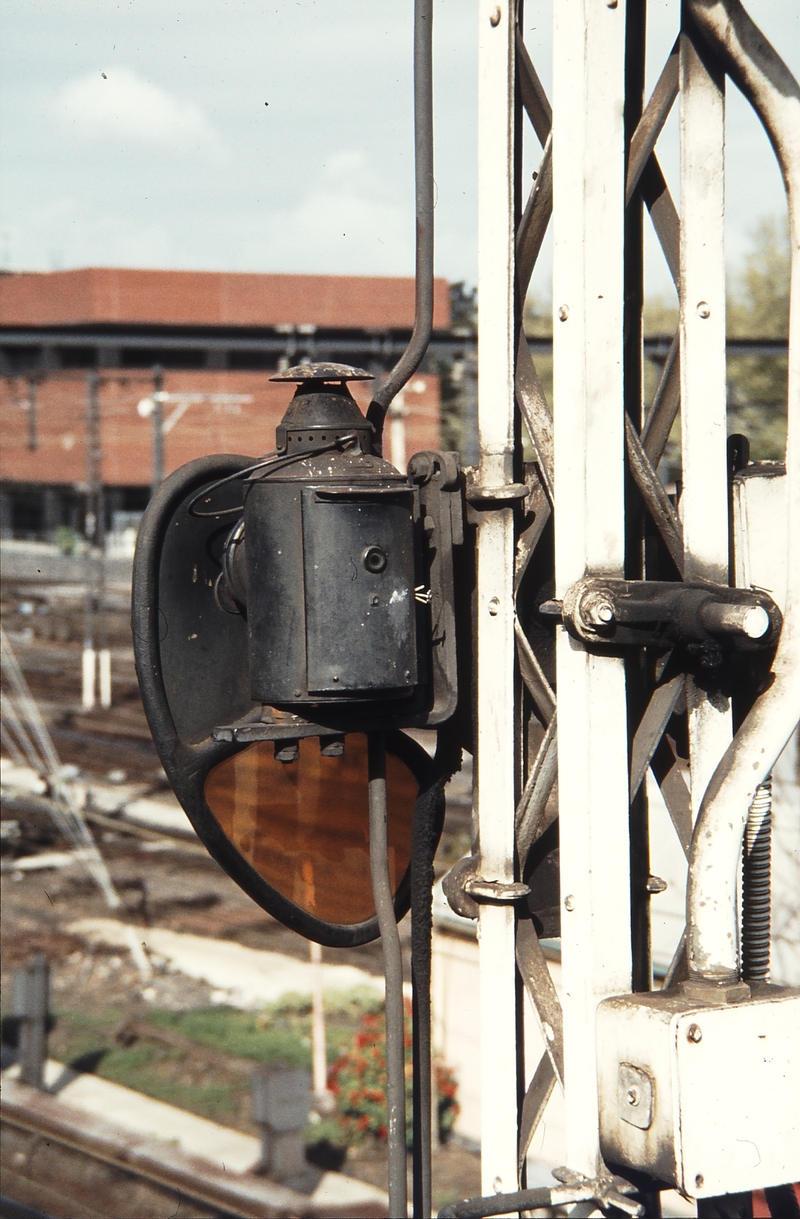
{"left": 134, "top": 2, "right": 799, "bottom": 1215}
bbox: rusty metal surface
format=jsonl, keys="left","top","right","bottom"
{"left": 1, "top": 1078, "right": 389, "bottom": 1219}
{"left": 515, "top": 918, "right": 564, "bottom": 1087}
{"left": 626, "top": 41, "right": 680, "bottom": 204}
{"left": 516, "top": 1053, "right": 556, "bottom": 1172}
{"left": 515, "top": 27, "right": 552, "bottom": 146}
{"left": 269, "top": 363, "right": 373, "bottom": 383}
{"left": 624, "top": 415, "right": 685, "bottom": 575}
{"left": 641, "top": 333, "right": 681, "bottom": 466}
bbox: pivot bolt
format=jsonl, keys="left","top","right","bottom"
{"left": 580, "top": 593, "right": 616, "bottom": 628}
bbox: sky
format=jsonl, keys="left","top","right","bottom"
{"left": 0, "top": 0, "right": 797, "bottom": 297}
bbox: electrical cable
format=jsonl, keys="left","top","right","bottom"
{"left": 411, "top": 735, "right": 454, "bottom": 1218}
{"left": 186, "top": 432, "right": 358, "bottom": 518}
{"left": 368, "top": 732, "right": 408, "bottom": 1219}
{"left": 368, "top": 0, "right": 434, "bottom": 448}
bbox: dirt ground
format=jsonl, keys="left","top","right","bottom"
{"left": 2, "top": 807, "right": 480, "bottom": 1210}
{"left": 2, "top": 560, "right": 480, "bottom": 1211}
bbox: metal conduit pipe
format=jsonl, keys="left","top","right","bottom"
{"left": 367, "top": 733, "right": 407, "bottom": 1218}
{"left": 367, "top": 0, "right": 434, "bottom": 450}
{"left": 686, "top": 0, "right": 800, "bottom": 982}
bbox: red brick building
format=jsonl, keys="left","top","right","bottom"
{"left": 0, "top": 268, "right": 450, "bottom": 539}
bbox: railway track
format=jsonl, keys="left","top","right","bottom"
{"left": 2, "top": 1077, "right": 387, "bottom": 1219}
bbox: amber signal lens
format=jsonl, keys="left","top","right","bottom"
{"left": 204, "top": 734, "right": 417, "bottom": 925}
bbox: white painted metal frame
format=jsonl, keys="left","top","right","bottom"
{"left": 684, "top": 0, "right": 800, "bottom": 983}
{"left": 475, "top": 0, "right": 519, "bottom": 1197}
{"left": 552, "top": 0, "right": 632, "bottom": 1178}
{"left": 679, "top": 32, "right": 733, "bottom": 817}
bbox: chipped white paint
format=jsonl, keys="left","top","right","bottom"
{"left": 475, "top": 0, "right": 518, "bottom": 1197}
{"left": 552, "top": 0, "right": 632, "bottom": 1178}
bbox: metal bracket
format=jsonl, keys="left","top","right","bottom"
{"left": 437, "top": 1165, "right": 644, "bottom": 1217}
{"left": 465, "top": 481, "right": 529, "bottom": 505}
{"left": 559, "top": 576, "right": 781, "bottom": 652}
{"left": 618, "top": 1063, "right": 654, "bottom": 1130}
{"left": 442, "top": 854, "right": 530, "bottom": 920}
{"left": 463, "top": 878, "right": 531, "bottom": 902}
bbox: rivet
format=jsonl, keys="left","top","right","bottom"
{"left": 332, "top": 675, "right": 339, "bottom": 683}
{"left": 687, "top": 1023, "right": 703, "bottom": 1043}
{"left": 493, "top": 1176, "right": 503, "bottom": 1193}
{"left": 695, "top": 1174, "right": 704, "bottom": 1190}
{"left": 489, "top": 6, "right": 502, "bottom": 27}
{"left": 696, "top": 300, "right": 711, "bottom": 319}
{"left": 488, "top": 596, "right": 500, "bottom": 616}
{"left": 626, "top": 1087, "right": 640, "bottom": 1106}
{"left": 558, "top": 304, "right": 570, "bottom": 321}
{"left": 564, "top": 894, "right": 575, "bottom": 911}
{"left": 606, "top": 0, "right": 618, "bottom": 7}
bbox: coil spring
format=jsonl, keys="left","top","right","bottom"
{"left": 741, "top": 777, "right": 772, "bottom": 981}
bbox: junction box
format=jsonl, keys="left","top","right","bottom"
{"left": 596, "top": 988, "right": 800, "bottom": 1197}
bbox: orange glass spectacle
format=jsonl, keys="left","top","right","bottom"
{"left": 204, "top": 734, "right": 418, "bottom": 925}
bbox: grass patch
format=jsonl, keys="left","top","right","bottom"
{"left": 30, "top": 989, "right": 384, "bottom": 1134}
{"left": 149, "top": 1006, "right": 311, "bottom": 1067}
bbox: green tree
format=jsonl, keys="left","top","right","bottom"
{"left": 726, "top": 215, "right": 789, "bottom": 461}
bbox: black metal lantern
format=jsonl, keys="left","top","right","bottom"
{"left": 131, "top": 364, "right": 464, "bottom": 945}
{"left": 218, "top": 364, "right": 423, "bottom": 709}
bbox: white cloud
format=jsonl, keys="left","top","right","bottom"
{"left": 251, "top": 151, "right": 416, "bottom": 276}
{"left": 54, "top": 68, "right": 223, "bottom": 159}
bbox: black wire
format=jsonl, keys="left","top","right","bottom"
{"left": 186, "top": 451, "right": 278, "bottom": 517}
{"left": 367, "top": 0, "right": 434, "bottom": 449}
{"left": 412, "top": 731, "right": 460, "bottom": 1218}
{"left": 368, "top": 733, "right": 408, "bottom": 1219}
{"left": 186, "top": 433, "right": 358, "bottom": 518}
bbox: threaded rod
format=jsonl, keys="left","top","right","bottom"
{"left": 742, "top": 777, "right": 772, "bottom": 981}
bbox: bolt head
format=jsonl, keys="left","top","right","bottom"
{"left": 687, "top": 1023, "right": 703, "bottom": 1043}
{"left": 580, "top": 593, "right": 616, "bottom": 628}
